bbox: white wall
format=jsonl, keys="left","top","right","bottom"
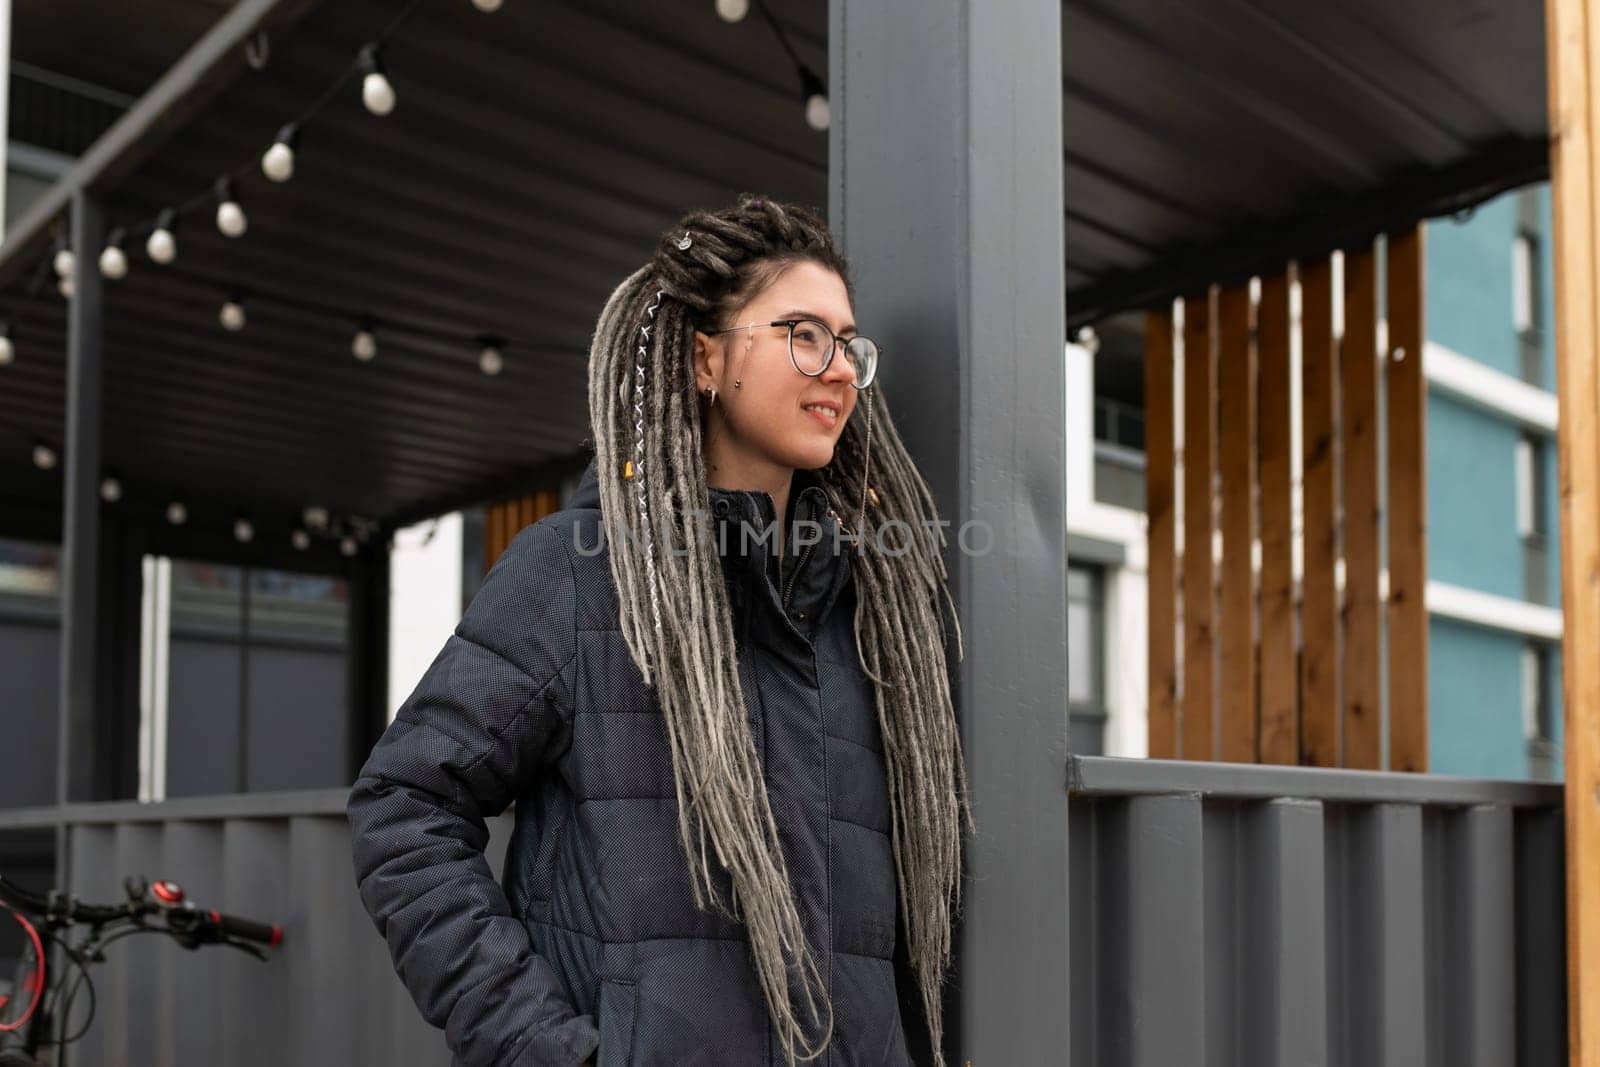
{"left": 1066, "top": 341, "right": 1148, "bottom": 758}
{"left": 387, "top": 512, "right": 464, "bottom": 722}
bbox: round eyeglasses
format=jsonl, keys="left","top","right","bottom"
{"left": 705, "top": 319, "right": 879, "bottom": 389}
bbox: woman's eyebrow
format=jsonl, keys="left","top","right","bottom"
{"left": 778, "top": 308, "right": 857, "bottom": 335}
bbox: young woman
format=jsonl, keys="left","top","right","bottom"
{"left": 348, "top": 196, "right": 970, "bottom": 1067}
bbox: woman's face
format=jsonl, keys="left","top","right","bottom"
{"left": 693, "top": 260, "right": 861, "bottom": 477}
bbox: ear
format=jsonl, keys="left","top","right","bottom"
{"left": 693, "top": 329, "right": 724, "bottom": 392}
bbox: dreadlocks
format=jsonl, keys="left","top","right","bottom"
{"left": 585, "top": 195, "right": 971, "bottom": 1067}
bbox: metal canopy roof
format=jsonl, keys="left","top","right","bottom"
{"left": 0, "top": 0, "right": 1549, "bottom": 542}
{"left": 1062, "top": 0, "right": 1549, "bottom": 328}
{"left": 0, "top": 0, "right": 826, "bottom": 540}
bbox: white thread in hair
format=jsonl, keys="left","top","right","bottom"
{"left": 634, "top": 289, "right": 667, "bottom": 633}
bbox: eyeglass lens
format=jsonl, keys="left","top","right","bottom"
{"left": 789, "top": 320, "right": 878, "bottom": 386}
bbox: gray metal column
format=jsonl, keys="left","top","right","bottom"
{"left": 57, "top": 191, "right": 106, "bottom": 808}
{"left": 830, "top": 2, "right": 1068, "bottom": 1063}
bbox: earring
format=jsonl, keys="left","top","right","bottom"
{"left": 705, "top": 385, "right": 717, "bottom": 405}
{"left": 734, "top": 378, "right": 742, "bottom": 389}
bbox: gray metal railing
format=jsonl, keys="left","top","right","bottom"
{"left": 0, "top": 759, "right": 1569, "bottom": 1065}
{"left": 1068, "top": 756, "right": 1567, "bottom": 1067}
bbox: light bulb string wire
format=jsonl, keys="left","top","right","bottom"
{"left": 751, "top": 0, "right": 822, "bottom": 93}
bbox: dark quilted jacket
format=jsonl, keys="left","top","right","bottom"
{"left": 348, "top": 457, "right": 918, "bottom": 1066}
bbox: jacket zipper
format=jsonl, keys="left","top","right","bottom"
{"left": 781, "top": 539, "right": 817, "bottom": 611}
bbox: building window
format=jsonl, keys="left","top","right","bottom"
{"left": 1068, "top": 564, "right": 1107, "bottom": 755}
{"left": 1514, "top": 189, "right": 1545, "bottom": 386}
{"left": 1092, "top": 312, "right": 1147, "bottom": 511}
{"left": 1523, "top": 642, "right": 1558, "bottom": 781}
{"left": 1515, "top": 433, "right": 1550, "bottom": 604}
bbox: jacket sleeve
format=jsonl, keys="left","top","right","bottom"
{"left": 347, "top": 522, "right": 599, "bottom": 1067}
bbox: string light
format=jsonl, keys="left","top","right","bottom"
{"left": 32, "top": 442, "right": 57, "bottom": 470}
{"left": 470, "top": 0, "right": 504, "bottom": 10}
{"left": 147, "top": 209, "right": 178, "bottom": 264}
{"left": 291, "top": 529, "right": 311, "bottom": 551}
{"left": 262, "top": 123, "right": 298, "bottom": 183}
{"left": 52, "top": 237, "right": 74, "bottom": 280}
{"left": 101, "top": 476, "right": 122, "bottom": 503}
{"left": 358, "top": 44, "right": 396, "bottom": 116}
{"left": 99, "top": 228, "right": 129, "bottom": 279}
{"left": 800, "top": 67, "right": 829, "bottom": 131}
{"left": 352, "top": 320, "right": 378, "bottom": 361}
{"left": 215, "top": 178, "right": 248, "bottom": 238}
{"left": 166, "top": 501, "right": 188, "bottom": 526}
{"left": 340, "top": 536, "right": 359, "bottom": 557}
{"left": 715, "top": 0, "right": 750, "bottom": 21}
{"left": 233, "top": 516, "right": 255, "bottom": 543}
{"left": 0, "top": 323, "right": 13, "bottom": 365}
{"left": 478, "top": 337, "right": 504, "bottom": 376}
{"left": 303, "top": 505, "right": 330, "bottom": 531}
{"left": 220, "top": 297, "right": 247, "bottom": 332}
{"left": 57, "top": 275, "right": 75, "bottom": 299}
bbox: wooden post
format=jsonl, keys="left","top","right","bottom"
{"left": 1545, "top": 0, "right": 1600, "bottom": 1056}
{"left": 1182, "top": 290, "right": 1218, "bottom": 761}
{"left": 1343, "top": 245, "right": 1383, "bottom": 770}
{"left": 1217, "top": 283, "right": 1257, "bottom": 762}
{"left": 1257, "top": 269, "right": 1298, "bottom": 765}
{"left": 1385, "top": 228, "right": 1428, "bottom": 774}
{"left": 1300, "top": 256, "right": 1341, "bottom": 767}
{"left": 1146, "top": 308, "right": 1179, "bottom": 760}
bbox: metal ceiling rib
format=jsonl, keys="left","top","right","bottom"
{"left": 0, "top": 0, "right": 829, "bottom": 539}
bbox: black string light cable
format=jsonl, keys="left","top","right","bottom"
{"left": 750, "top": 0, "right": 829, "bottom": 131}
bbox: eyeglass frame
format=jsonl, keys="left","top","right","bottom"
{"left": 703, "top": 318, "right": 880, "bottom": 389}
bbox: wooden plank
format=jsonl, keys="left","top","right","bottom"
{"left": 1146, "top": 307, "right": 1179, "bottom": 760}
{"left": 1257, "top": 269, "right": 1298, "bottom": 765}
{"left": 1544, "top": 0, "right": 1600, "bottom": 1055}
{"left": 1342, "top": 245, "right": 1383, "bottom": 770}
{"left": 1217, "top": 282, "right": 1258, "bottom": 763}
{"left": 1385, "top": 228, "right": 1428, "bottom": 774}
{"left": 1300, "top": 255, "right": 1341, "bottom": 768}
{"left": 1182, "top": 290, "right": 1218, "bottom": 761}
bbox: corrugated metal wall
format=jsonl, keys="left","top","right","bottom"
{"left": 1069, "top": 757, "right": 1567, "bottom": 1067}
{"left": 4, "top": 791, "right": 512, "bottom": 1066}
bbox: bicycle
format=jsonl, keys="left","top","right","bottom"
{"left": 0, "top": 874, "right": 281, "bottom": 1066}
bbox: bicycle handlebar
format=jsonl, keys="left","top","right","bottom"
{"left": 0, "top": 875, "right": 281, "bottom": 949}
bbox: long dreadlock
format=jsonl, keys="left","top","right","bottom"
{"left": 585, "top": 194, "right": 972, "bottom": 1067}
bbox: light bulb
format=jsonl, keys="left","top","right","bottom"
{"left": 352, "top": 327, "right": 377, "bottom": 361}
{"left": 147, "top": 226, "right": 176, "bottom": 264}
{"left": 291, "top": 529, "right": 311, "bottom": 551}
{"left": 363, "top": 72, "right": 396, "bottom": 115}
{"left": 58, "top": 276, "right": 74, "bottom": 299}
{"left": 99, "top": 243, "right": 128, "bottom": 279}
{"left": 166, "top": 501, "right": 187, "bottom": 526}
{"left": 479, "top": 344, "right": 504, "bottom": 376}
{"left": 100, "top": 477, "right": 122, "bottom": 503}
{"left": 471, "top": 0, "right": 503, "bottom": 10}
{"left": 32, "top": 444, "right": 57, "bottom": 470}
{"left": 216, "top": 199, "right": 247, "bottom": 238}
{"left": 234, "top": 518, "right": 255, "bottom": 543}
{"left": 805, "top": 93, "right": 830, "bottom": 131}
{"left": 53, "top": 247, "right": 75, "bottom": 279}
{"left": 715, "top": 0, "right": 749, "bottom": 22}
{"left": 340, "top": 536, "right": 359, "bottom": 557}
{"left": 0, "top": 330, "right": 13, "bottom": 365}
{"left": 303, "top": 505, "right": 329, "bottom": 530}
{"left": 220, "top": 300, "right": 247, "bottom": 332}
{"left": 262, "top": 123, "right": 298, "bottom": 182}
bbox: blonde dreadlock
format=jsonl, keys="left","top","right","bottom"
{"left": 585, "top": 195, "right": 972, "bottom": 1067}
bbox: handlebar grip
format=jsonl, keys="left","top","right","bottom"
{"left": 208, "top": 909, "right": 282, "bottom": 947}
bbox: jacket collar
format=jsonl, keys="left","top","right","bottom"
{"left": 569, "top": 456, "right": 853, "bottom": 633}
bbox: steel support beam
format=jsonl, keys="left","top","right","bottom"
{"left": 57, "top": 190, "right": 105, "bottom": 812}
{"left": 831, "top": 2, "right": 1068, "bottom": 1062}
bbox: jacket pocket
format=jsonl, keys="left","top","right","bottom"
{"left": 596, "top": 977, "right": 637, "bottom": 1067}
